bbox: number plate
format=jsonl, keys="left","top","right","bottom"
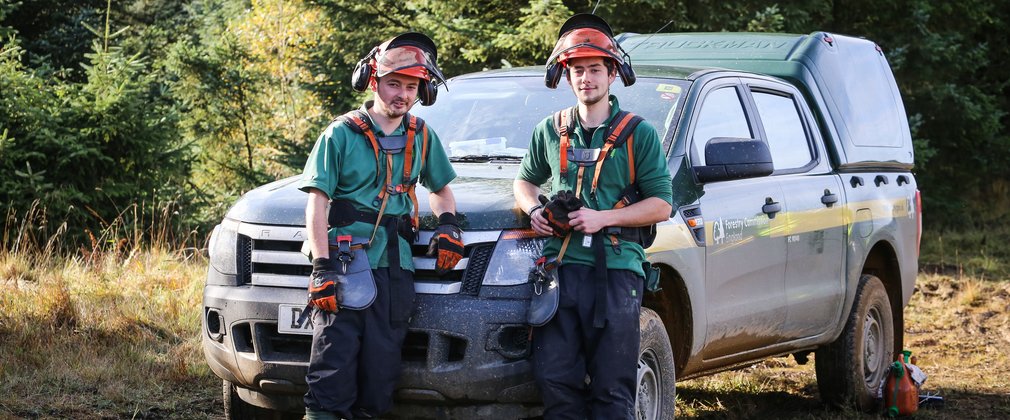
{"left": 277, "top": 304, "right": 314, "bottom": 335}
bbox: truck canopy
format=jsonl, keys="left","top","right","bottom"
{"left": 621, "top": 32, "right": 914, "bottom": 169}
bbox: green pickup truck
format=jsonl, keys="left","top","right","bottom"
{"left": 202, "top": 31, "right": 920, "bottom": 419}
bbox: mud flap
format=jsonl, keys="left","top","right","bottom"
{"left": 329, "top": 237, "right": 376, "bottom": 310}
{"left": 527, "top": 258, "right": 560, "bottom": 327}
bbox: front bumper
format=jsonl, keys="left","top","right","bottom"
{"left": 201, "top": 266, "right": 540, "bottom": 413}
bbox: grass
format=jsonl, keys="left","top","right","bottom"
{"left": 919, "top": 226, "right": 1010, "bottom": 280}
{"left": 674, "top": 273, "right": 1010, "bottom": 419}
{"left": 0, "top": 249, "right": 218, "bottom": 419}
{"left": 1, "top": 202, "right": 218, "bottom": 419}
{"left": 1, "top": 203, "right": 1009, "bottom": 418}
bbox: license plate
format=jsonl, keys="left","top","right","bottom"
{"left": 277, "top": 304, "right": 314, "bottom": 335}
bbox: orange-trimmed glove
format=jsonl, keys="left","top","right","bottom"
{"left": 427, "top": 212, "right": 464, "bottom": 275}
{"left": 308, "top": 258, "right": 342, "bottom": 313}
{"left": 539, "top": 190, "right": 583, "bottom": 237}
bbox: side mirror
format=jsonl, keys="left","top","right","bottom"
{"left": 693, "top": 137, "right": 774, "bottom": 183}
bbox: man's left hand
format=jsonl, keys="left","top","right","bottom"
{"left": 568, "top": 208, "right": 610, "bottom": 234}
{"left": 427, "top": 212, "right": 464, "bottom": 275}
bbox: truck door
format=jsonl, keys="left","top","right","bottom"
{"left": 689, "top": 80, "right": 787, "bottom": 359}
{"left": 745, "top": 80, "right": 846, "bottom": 339}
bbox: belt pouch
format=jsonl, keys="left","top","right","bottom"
{"left": 328, "top": 236, "right": 376, "bottom": 310}
{"left": 526, "top": 258, "right": 560, "bottom": 327}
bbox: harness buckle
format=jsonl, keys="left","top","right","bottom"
{"left": 386, "top": 184, "right": 410, "bottom": 195}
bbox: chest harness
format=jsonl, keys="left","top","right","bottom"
{"left": 553, "top": 106, "right": 651, "bottom": 257}
{"left": 547, "top": 106, "right": 654, "bottom": 328}
{"left": 325, "top": 110, "right": 430, "bottom": 267}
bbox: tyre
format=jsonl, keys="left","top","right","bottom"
{"left": 815, "top": 274, "right": 894, "bottom": 411}
{"left": 223, "top": 380, "right": 302, "bottom": 420}
{"left": 636, "top": 307, "right": 677, "bottom": 420}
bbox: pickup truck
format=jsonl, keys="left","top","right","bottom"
{"left": 202, "top": 31, "right": 920, "bottom": 419}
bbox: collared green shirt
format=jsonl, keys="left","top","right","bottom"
{"left": 299, "top": 105, "right": 456, "bottom": 271}
{"left": 517, "top": 95, "right": 673, "bottom": 276}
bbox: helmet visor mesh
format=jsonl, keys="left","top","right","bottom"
{"left": 375, "top": 45, "right": 434, "bottom": 80}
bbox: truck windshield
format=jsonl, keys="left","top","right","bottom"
{"left": 411, "top": 75, "right": 689, "bottom": 161}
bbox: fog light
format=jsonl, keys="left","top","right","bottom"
{"left": 489, "top": 325, "right": 531, "bottom": 360}
{"left": 206, "top": 308, "right": 225, "bottom": 342}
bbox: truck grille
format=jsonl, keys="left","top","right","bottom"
{"left": 234, "top": 222, "right": 496, "bottom": 293}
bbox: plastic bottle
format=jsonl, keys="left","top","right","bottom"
{"left": 884, "top": 350, "right": 919, "bottom": 417}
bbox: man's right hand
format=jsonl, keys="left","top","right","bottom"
{"left": 308, "top": 258, "right": 342, "bottom": 313}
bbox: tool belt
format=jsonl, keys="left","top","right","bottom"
{"left": 609, "top": 182, "right": 658, "bottom": 249}
{"left": 603, "top": 225, "right": 657, "bottom": 249}
{"left": 328, "top": 199, "right": 417, "bottom": 242}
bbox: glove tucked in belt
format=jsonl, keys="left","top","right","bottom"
{"left": 308, "top": 257, "right": 343, "bottom": 313}
{"left": 427, "top": 212, "right": 464, "bottom": 275}
{"left": 538, "top": 190, "right": 583, "bottom": 237}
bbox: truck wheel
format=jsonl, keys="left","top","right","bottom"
{"left": 815, "top": 274, "right": 893, "bottom": 411}
{"left": 224, "top": 380, "right": 302, "bottom": 420}
{"left": 637, "top": 307, "right": 676, "bottom": 420}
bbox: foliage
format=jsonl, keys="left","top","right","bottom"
{"left": 166, "top": 0, "right": 328, "bottom": 222}
{"left": 0, "top": 5, "right": 191, "bottom": 249}
{"left": 1, "top": 0, "right": 1008, "bottom": 249}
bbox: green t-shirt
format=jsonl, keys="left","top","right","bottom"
{"left": 299, "top": 106, "right": 456, "bottom": 271}
{"left": 517, "top": 96, "right": 673, "bottom": 276}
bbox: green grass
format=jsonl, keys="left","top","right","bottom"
{"left": 919, "top": 226, "right": 1010, "bottom": 280}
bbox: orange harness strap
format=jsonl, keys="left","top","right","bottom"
{"left": 588, "top": 112, "right": 636, "bottom": 197}
{"left": 345, "top": 114, "right": 427, "bottom": 246}
{"left": 558, "top": 111, "right": 571, "bottom": 179}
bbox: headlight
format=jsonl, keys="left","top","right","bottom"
{"left": 482, "top": 229, "right": 548, "bottom": 286}
{"left": 208, "top": 218, "right": 239, "bottom": 275}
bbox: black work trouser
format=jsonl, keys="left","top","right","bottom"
{"left": 303, "top": 267, "right": 416, "bottom": 418}
{"left": 532, "top": 264, "right": 644, "bottom": 420}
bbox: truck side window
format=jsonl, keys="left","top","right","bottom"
{"left": 692, "top": 86, "right": 751, "bottom": 166}
{"left": 751, "top": 91, "right": 812, "bottom": 170}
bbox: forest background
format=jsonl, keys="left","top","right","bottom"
{"left": 1, "top": 0, "right": 1008, "bottom": 273}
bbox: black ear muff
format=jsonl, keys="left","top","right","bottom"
{"left": 350, "top": 47, "right": 378, "bottom": 92}
{"left": 418, "top": 80, "right": 438, "bottom": 106}
{"left": 545, "top": 63, "right": 564, "bottom": 89}
{"left": 617, "top": 61, "right": 636, "bottom": 86}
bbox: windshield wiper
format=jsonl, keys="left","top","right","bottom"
{"left": 449, "top": 155, "right": 524, "bottom": 163}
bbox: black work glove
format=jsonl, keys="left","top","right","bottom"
{"left": 538, "top": 190, "right": 583, "bottom": 237}
{"left": 308, "top": 258, "right": 343, "bottom": 313}
{"left": 426, "top": 212, "right": 464, "bottom": 275}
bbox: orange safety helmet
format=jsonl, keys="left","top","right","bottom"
{"left": 545, "top": 14, "right": 636, "bottom": 88}
{"left": 351, "top": 32, "right": 447, "bottom": 105}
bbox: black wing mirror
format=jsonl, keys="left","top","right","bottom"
{"left": 693, "top": 137, "right": 774, "bottom": 183}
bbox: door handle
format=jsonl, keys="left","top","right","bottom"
{"left": 850, "top": 176, "right": 864, "bottom": 188}
{"left": 762, "top": 197, "right": 781, "bottom": 219}
{"left": 821, "top": 189, "right": 838, "bottom": 207}
{"left": 874, "top": 175, "right": 889, "bottom": 187}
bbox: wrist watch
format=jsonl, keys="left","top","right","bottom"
{"left": 528, "top": 204, "right": 544, "bottom": 217}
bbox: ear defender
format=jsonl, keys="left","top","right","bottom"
{"left": 544, "top": 62, "right": 565, "bottom": 89}
{"left": 418, "top": 80, "right": 438, "bottom": 106}
{"left": 617, "top": 59, "right": 636, "bottom": 87}
{"left": 350, "top": 47, "right": 378, "bottom": 92}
